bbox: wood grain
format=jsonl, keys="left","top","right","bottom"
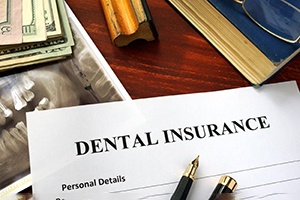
{"left": 19, "top": 0, "right": 300, "bottom": 194}
{"left": 99, "top": 0, "right": 157, "bottom": 47}
{"left": 66, "top": 0, "right": 300, "bottom": 99}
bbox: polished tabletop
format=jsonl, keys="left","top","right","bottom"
{"left": 21, "top": 0, "right": 300, "bottom": 195}
{"left": 66, "top": 0, "right": 300, "bottom": 99}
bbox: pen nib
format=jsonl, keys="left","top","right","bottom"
{"left": 192, "top": 155, "right": 199, "bottom": 167}
{"left": 183, "top": 155, "right": 200, "bottom": 180}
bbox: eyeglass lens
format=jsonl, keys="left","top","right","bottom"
{"left": 242, "top": 0, "right": 300, "bottom": 43}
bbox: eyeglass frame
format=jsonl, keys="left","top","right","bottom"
{"left": 234, "top": 0, "right": 300, "bottom": 43}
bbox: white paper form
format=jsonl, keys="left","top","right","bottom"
{"left": 27, "top": 81, "right": 300, "bottom": 200}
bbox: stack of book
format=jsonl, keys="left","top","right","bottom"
{"left": 0, "top": 0, "right": 74, "bottom": 71}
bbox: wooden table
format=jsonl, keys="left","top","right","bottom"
{"left": 66, "top": 0, "right": 300, "bottom": 99}
{"left": 21, "top": 0, "right": 300, "bottom": 195}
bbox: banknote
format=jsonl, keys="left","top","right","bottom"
{"left": 0, "top": 0, "right": 74, "bottom": 69}
{"left": 22, "top": 0, "right": 47, "bottom": 43}
{"left": 0, "top": 0, "right": 74, "bottom": 56}
{"left": 0, "top": 46, "right": 72, "bottom": 70}
{"left": 44, "top": 0, "right": 62, "bottom": 38}
{"left": 0, "top": 0, "right": 22, "bottom": 45}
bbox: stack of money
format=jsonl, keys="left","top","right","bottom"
{"left": 0, "top": 0, "right": 74, "bottom": 71}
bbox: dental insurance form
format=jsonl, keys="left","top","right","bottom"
{"left": 27, "top": 81, "right": 300, "bottom": 200}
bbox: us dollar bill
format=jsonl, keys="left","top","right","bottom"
{"left": 22, "top": 0, "right": 47, "bottom": 43}
{"left": 0, "top": 0, "right": 74, "bottom": 69}
{"left": 0, "top": 0, "right": 22, "bottom": 45}
{"left": 0, "top": 46, "right": 72, "bottom": 70}
{"left": 44, "top": 0, "right": 62, "bottom": 38}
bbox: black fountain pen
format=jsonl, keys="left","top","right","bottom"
{"left": 208, "top": 175, "right": 237, "bottom": 200}
{"left": 171, "top": 156, "right": 200, "bottom": 200}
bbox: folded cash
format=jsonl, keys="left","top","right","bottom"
{"left": 0, "top": 0, "right": 22, "bottom": 45}
{"left": 0, "top": 0, "right": 74, "bottom": 70}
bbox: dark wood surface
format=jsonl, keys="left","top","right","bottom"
{"left": 20, "top": 0, "right": 300, "bottom": 195}
{"left": 66, "top": 0, "right": 300, "bottom": 99}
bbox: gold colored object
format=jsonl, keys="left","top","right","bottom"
{"left": 219, "top": 175, "right": 238, "bottom": 192}
{"left": 183, "top": 155, "right": 199, "bottom": 180}
{"left": 99, "top": 0, "right": 158, "bottom": 47}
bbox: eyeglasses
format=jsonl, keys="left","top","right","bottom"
{"left": 235, "top": 0, "right": 300, "bottom": 43}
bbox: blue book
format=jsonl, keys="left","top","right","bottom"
{"left": 209, "top": 0, "right": 300, "bottom": 65}
{"left": 168, "top": 0, "right": 300, "bottom": 86}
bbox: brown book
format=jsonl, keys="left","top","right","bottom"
{"left": 100, "top": 0, "right": 158, "bottom": 47}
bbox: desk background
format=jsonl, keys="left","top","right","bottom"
{"left": 20, "top": 0, "right": 300, "bottom": 194}
{"left": 66, "top": 0, "right": 300, "bottom": 99}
